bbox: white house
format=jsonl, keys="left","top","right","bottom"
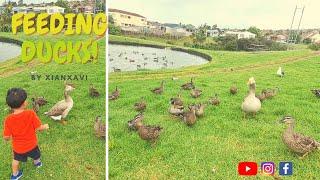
{"left": 310, "top": 33, "right": 320, "bottom": 44}
{"left": 206, "top": 29, "right": 220, "bottom": 37}
{"left": 12, "top": 6, "right": 65, "bottom": 14}
{"left": 224, "top": 31, "right": 256, "bottom": 39}
{"left": 165, "top": 26, "right": 192, "bottom": 37}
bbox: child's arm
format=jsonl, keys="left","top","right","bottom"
{"left": 3, "top": 136, "right": 11, "bottom": 141}
{"left": 36, "top": 124, "right": 49, "bottom": 131}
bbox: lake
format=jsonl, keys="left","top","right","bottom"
{"left": 108, "top": 44, "right": 209, "bottom": 72}
{"left": 0, "top": 42, "right": 21, "bottom": 62}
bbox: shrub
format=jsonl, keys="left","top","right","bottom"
{"left": 108, "top": 24, "right": 121, "bottom": 35}
{"left": 309, "top": 43, "right": 320, "bottom": 51}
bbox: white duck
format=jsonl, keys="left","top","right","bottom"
{"left": 277, "top": 67, "right": 284, "bottom": 77}
{"left": 45, "top": 82, "right": 75, "bottom": 124}
{"left": 241, "top": 77, "right": 261, "bottom": 118}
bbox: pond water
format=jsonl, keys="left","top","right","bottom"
{"left": 108, "top": 44, "right": 209, "bottom": 72}
{"left": 0, "top": 42, "right": 21, "bottom": 62}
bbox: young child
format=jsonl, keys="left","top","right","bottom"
{"left": 3, "top": 88, "right": 49, "bottom": 180}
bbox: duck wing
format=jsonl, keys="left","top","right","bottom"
{"left": 46, "top": 100, "right": 69, "bottom": 116}
{"left": 293, "top": 133, "right": 320, "bottom": 149}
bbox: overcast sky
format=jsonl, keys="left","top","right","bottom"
{"left": 109, "top": 0, "right": 319, "bottom": 30}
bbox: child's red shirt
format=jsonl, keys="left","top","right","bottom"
{"left": 3, "top": 110, "right": 41, "bottom": 154}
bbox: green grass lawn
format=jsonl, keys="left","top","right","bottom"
{"left": 109, "top": 35, "right": 320, "bottom": 179}
{"left": 0, "top": 32, "right": 106, "bottom": 179}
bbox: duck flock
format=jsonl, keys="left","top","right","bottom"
{"left": 110, "top": 66, "right": 320, "bottom": 158}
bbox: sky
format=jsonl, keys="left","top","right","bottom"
{"left": 109, "top": 0, "right": 320, "bottom": 30}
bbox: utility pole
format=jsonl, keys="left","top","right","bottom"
{"left": 287, "top": 5, "right": 305, "bottom": 44}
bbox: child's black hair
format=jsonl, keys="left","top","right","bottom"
{"left": 6, "top": 88, "right": 27, "bottom": 109}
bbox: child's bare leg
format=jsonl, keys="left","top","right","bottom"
{"left": 12, "top": 160, "right": 19, "bottom": 175}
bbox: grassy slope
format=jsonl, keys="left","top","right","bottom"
{"left": 109, "top": 35, "right": 320, "bottom": 179}
{"left": 0, "top": 32, "right": 106, "bottom": 179}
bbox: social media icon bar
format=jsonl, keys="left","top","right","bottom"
{"left": 279, "top": 162, "right": 293, "bottom": 176}
{"left": 261, "top": 162, "right": 275, "bottom": 175}
{"left": 238, "top": 162, "right": 258, "bottom": 176}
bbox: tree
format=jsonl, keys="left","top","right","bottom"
{"left": 55, "top": 0, "right": 72, "bottom": 13}
{"left": 248, "top": 26, "right": 261, "bottom": 38}
{"left": 194, "top": 24, "right": 210, "bottom": 43}
{"left": 108, "top": 14, "right": 114, "bottom": 24}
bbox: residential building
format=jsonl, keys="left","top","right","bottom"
{"left": 109, "top": 8, "right": 147, "bottom": 27}
{"left": 12, "top": 6, "right": 65, "bottom": 14}
{"left": 206, "top": 29, "right": 220, "bottom": 37}
{"left": 224, "top": 31, "right": 256, "bottom": 39}
{"left": 310, "top": 33, "right": 320, "bottom": 43}
{"left": 268, "top": 34, "right": 287, "bottom": 43}
{"left": 164, "top": 26, "right": 192, "bottom": 37}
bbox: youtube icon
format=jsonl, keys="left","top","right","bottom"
{"left": 238, "top": 162, "right": 258, "bottom": 176}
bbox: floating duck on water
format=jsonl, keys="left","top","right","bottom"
{"left": 45, "top": 82, "right": 75, "bottom": 125}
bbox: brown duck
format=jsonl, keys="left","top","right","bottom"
{"left": 151, "top": 81, "right": 164, "bottom": 94}
{"left": 134, "top": 97, "right": 147, "bottom": 112}
{"left": 194, "top": 103, "right": 206, "bottom": 117}
{"left": 190, "top": 88, "right": 202, "bottom": 98}
{"left": 33, "top": 97, "right": 48, "bottom": 106}
{"left": 136, "top": 121, "right": 163, "bottom": 145}
{"left": 170, "top": 93, "right": 183, "bottom": 106}
{"left": 89, "top": 84, "right": 100, "bottom": 97}
{"left": 181, "top": 78, "right": 195, "bottom": 90}
{"left": 31, "top": 98, "right": 40, "bottom": 113}
{"left": 209, "top": 94, "right": 220, "bottom": 106}
{"left": 109, "top": 86, "right": 120, "bottom": 100}
{"left": 94, "top": 116, "right": 106, "bottom": 138}
{"left": 230, "top": 86, "right": 238, "bottom": 95}
{"left": 280, "top": 116, "right": 320, "bottom": 159}
{"left": 169, "top": 104, "right": 184, "bottom": 116}
{"left": 181, "top": 105, "right": 197, "bottom": 126}
{"left": 128, "top": 113, "right": 144, "bottom": 131}
{"left": 311, "top": 89, "right": 320, "bottom": 98}
{"left": 45, "top": 82, "right": 75, "bottom": 125}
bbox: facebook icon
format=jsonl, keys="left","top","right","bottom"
{"left": 279, "top": 162, "right": 293, "bottom": 175}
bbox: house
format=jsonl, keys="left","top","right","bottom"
{"left": 224, "top": 31, "right": 256, "bottom": 39}
{"left": 268, "top": 34, "right": 287, "bottom": 43}
{"left": 109, "top": 8, "right": 147, "bottom": 27}
{"left": 206, "top": 29, "right": 220, "bottom": 37}
{"left": 164, "top": 26, "right": 192, "bottom": 37}
{"left": 310, "top": 33, "right": 320, "bottom": 44}
{"left": 12, "top": 6, "right": 65, "bottom": 14}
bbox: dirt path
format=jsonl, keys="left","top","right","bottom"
{"left": 109, "top": 51, "right": 320, "bottom": 82}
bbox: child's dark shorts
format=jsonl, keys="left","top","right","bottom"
{"left": 13, "top": 146, "right": 41, "bottom": 162}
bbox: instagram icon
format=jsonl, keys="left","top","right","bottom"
{"left": 261, "top": 162, "right": 275, "bottom": 175}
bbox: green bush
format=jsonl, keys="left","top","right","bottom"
{"left": 108, "top": 24, "right": 121, "bottom": 35}
{"left": 0, "top": 24, "right": 12, "bottom": 32}
{"left": 308, "top": 43, "right": 320, "bottom": 51}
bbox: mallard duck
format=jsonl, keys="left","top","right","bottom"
{"left": 45, "top": 82, "right": 75, "bottom": 125}
{"left": 280, "top": 116, "right": 320, "bottom": 159}
{"left": 194, "top": 103, "right": 206, "bottom": 117}
{"left": 31, "top": 98, "right": 39, "bottom": 113}
{"left": 94, "top": 116, "right": 106, "bottom": 138}
{"left": 168, "top": 104, "right": 184, "bottom": 116}
{"left": 89, "top": 84, "right": 100, "bottom": 97}
{"left": 241, "top": 77, "right": 261, "bottom": 118}
{"left": 230, "top": 86, "right": 238, "bottom": 95}
{"left": 151, "top": 81, "right": 164, "bottom": 94}
{"left": 277, "top": 67, "right": 285, "bottom": 77}
{"left": 109, "top": 86, "right": 120, "bottom": 100}
{"left": 263, "top": 88, "right": 278, "bottom": 99}
{"left": 311, "top": 89, "right": 320, "bottom": 98}
{"left": 181, "top": 78, "right": 195, "bottom": 90}
{"left": 34, "top": 97, "right": 48, "bottom": 106}
{"left": 170, "top": 93, "right": 183, "bottom": 106}
{"left": 190, "top": 88, "right": 202, "bottom": 98}
{"left": 134, "top": 97, "right": 147, "bottom": 112}
{"left": 256, "top": 92, "right": 266, "bottom": 102}
{"left": 136, "top": 121, "right": 162, "bottom": 145}
{"left": 209, "top": 94, "right": 220, "bottom": 106}
{"left": 128, "top": 113, "right": 144, "bottom": 131}
{"left": 180, "top": 105, "right": 197, "bottom": 126}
